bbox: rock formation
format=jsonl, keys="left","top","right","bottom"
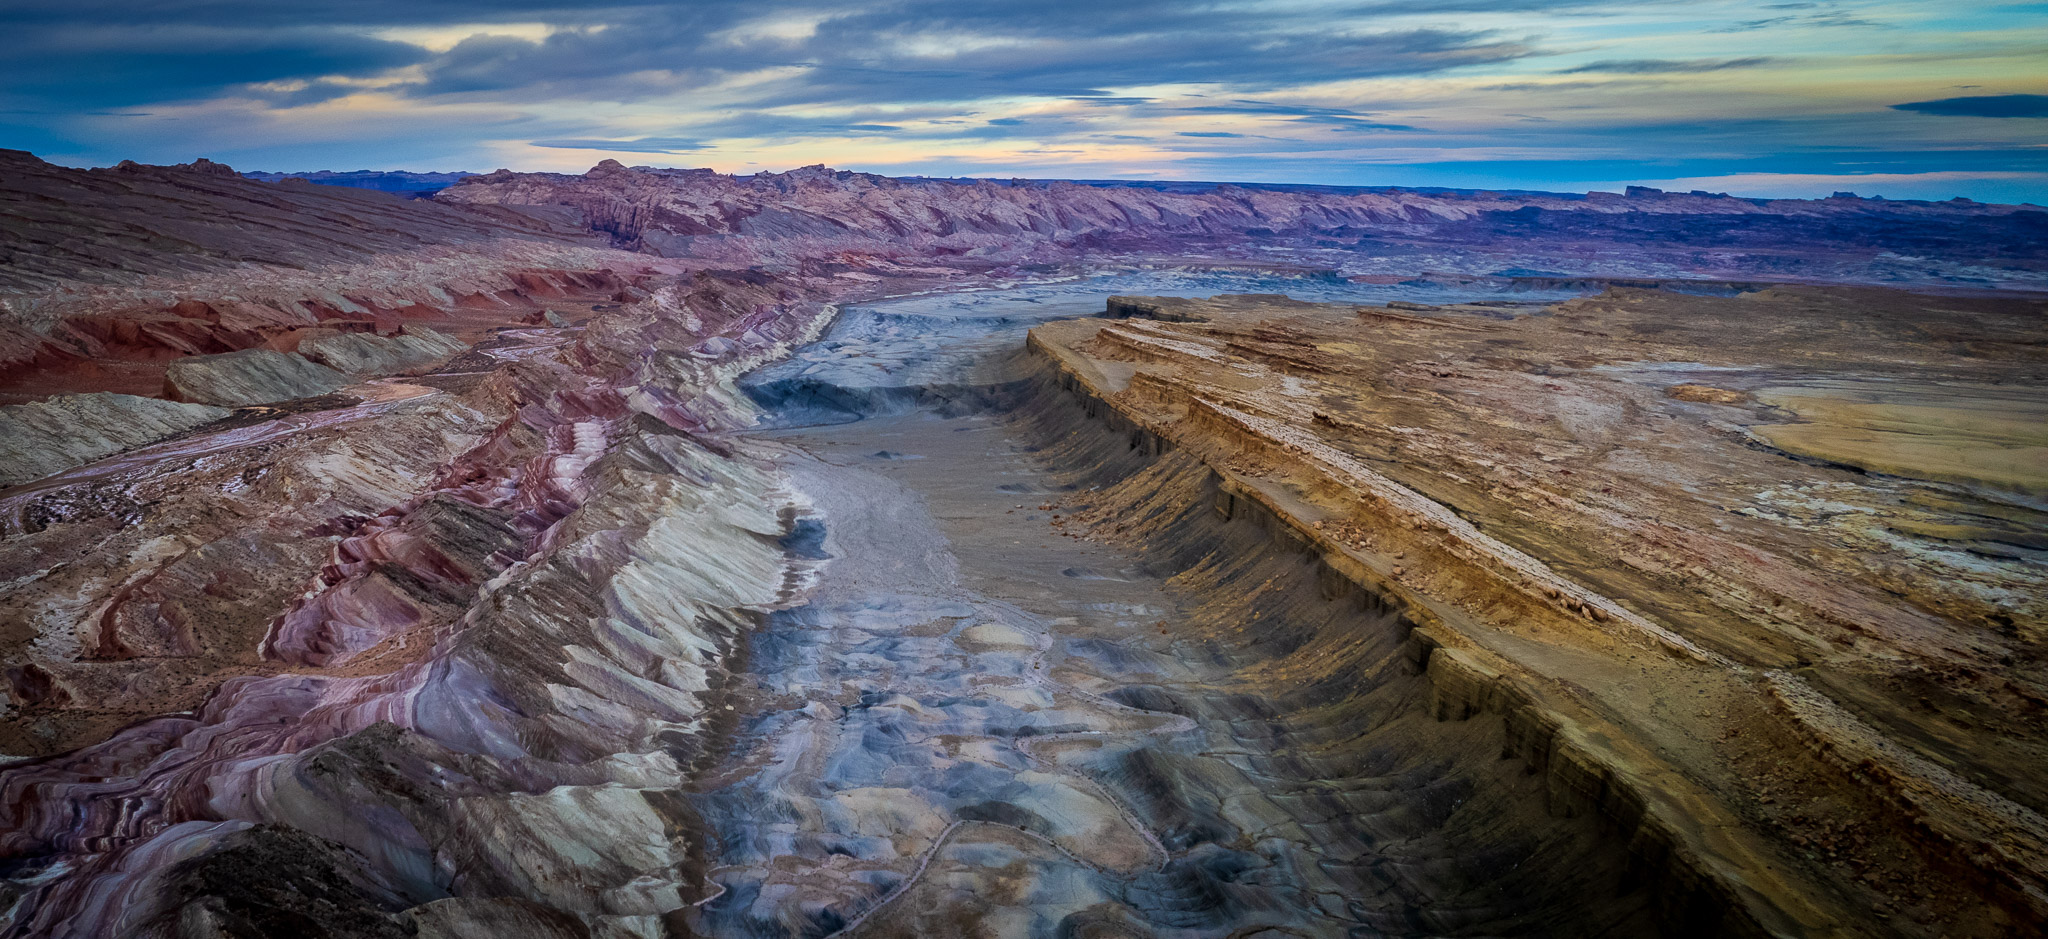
{"left": 162, "top": 348, "right": 352, "bottom": 406}
{"left": 438, "top": 160, "right": 2048, "bottom": 290}
{"left": 295, "top": 326, "right": 467, "bottom": 377}
{"left": 0, "top": 271, "right": 832, "bottom": 939}
{"left": 1023, "top": 289, "right": 2048, "bottom": 937}
{"left": 1, "top": 152, "right": 2044, "bottom": 938}
{"left": 0, "top": 393, "right": 229, "bottom": 487}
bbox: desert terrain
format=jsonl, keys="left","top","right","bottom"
{"left": 0, "top": 153, "right": 2042, "bottom": 938}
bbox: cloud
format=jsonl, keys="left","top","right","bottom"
{"left": 531, "top": 136, "right": 708, "bottom": 153}
{"left": 1480, "top": 79, "right": 1658, "bottom": 91}
{"left": 1180, "top": 101, "right": 1380, "bottom": 117}
{"left": 1175, "top": 101, "right": 1419, "bottom": 132}
{"left": 1891, "top": 94, "right": 2048, "bottom": 118}
{"left": 0, "top": 1, "right": 687, "bottom": 29}
{"left": 4, "top": 0, "right": 2045, "bottom": 204}
{"left": 1295, "top": 116, "right": 1420, "bottom": 133}
{"left": 0, "top": 25, "right": 428, "bottom": 109}
{"left": 377, "top": 3, "right": 1538, "bottom": 106}
{"left": 1716, "top": 11, "right": 1881, "bottom": 32}
{"left": 0, "top": 3, "right": 1540, "bottom": 126}
{"left": 1557, "top": 57, "right": 1775, "bottom": 74}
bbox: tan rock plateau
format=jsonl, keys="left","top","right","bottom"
{"left": 1028, "top": 285, "right": 2048, "bottom": 936}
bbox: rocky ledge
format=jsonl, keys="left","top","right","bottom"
{"left": 1025, "top": 287, "right": 2048, "bottom": 937}
{"left": 0, "top": 394, "right": 230, "bottom": 488}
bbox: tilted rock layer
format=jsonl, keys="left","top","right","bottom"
{"left": 0, "top": 393, "right": 229, "bottom": 487}
{"left": 1, "top": 272, "right": 834, "bottom": 938}
{"left": 0, "top": 151, "right": 676, "bottom": 405}
{"left": 162, "top": 348, "right": 352, "bottom": 407}
{"left": 1029, "top": 287, "right": 2048, "bottom": 936}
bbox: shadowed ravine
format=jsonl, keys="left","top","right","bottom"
{"left": 689, "top": 279, "right": 1675, "bottom": 937}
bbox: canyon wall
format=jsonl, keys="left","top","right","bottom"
{"left": 1018, "top": 290, "right": 2048, "bottom": 938}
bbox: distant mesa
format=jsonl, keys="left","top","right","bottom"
{"left": 114, "top": 156, "right": 239, "bottom": 176}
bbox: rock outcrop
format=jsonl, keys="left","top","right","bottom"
{"left": 439, "top": 160, "right": 2048, "bottom": 290}
{"left": 1025, "top": 287, "right": 2048, "bottom": 937}
{"left": 0, "top": 393, "right": 228, "bottom": 487}
{"left": 295, "top": 325, "right": 466, "bottom": 377}
{"left": 0, "top": 273, "right": 834, "bottom": 939}
{"left": 162, "top": 348, "right": 350, "bottom": 406}
{"left": 0, "top": 151, "right": 671, "bottom": 406}
{"left": 0, "top": 150, "right": 582, "bottom": 294}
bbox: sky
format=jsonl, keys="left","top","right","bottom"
{"left": 2, "top": 1, "right": 2044, "bottom": 202}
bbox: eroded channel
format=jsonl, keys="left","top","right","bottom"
{"left": 689, "top": 274, "right": 1676, "bottom": 937}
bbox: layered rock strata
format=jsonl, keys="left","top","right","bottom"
{"left": 296, "top": 326, "right": 467, "bottom": 378}
{"left": 0, "top": 150, "right": 575, "bottom": 293}
{"left": 4, "top": 145, "right": 2048, "bottom": 939}
{"left": 162, "top": 348, "right": 352, "bottom": 407}
{"left": 0, "top": 272, "right": 833, "bottom": 938}
{"left": 675, "top": 283, "right": 1693, "bottom": 936}
{"left": 0, "top": 151, "right": 675, "bottom": 408}
{"left": 157, "top": 326, "right": 471, "bottom": 407}
{"left": 440, "top": 160, "right": 2048, "bottom": 290}
{"left": 1023, "top": 288, "right": 2048, "bottom": 937}
{"left": 0, "top": 393, "right": 230, "bottom": 487}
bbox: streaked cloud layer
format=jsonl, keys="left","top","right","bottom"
{"left": 2, "top": 1, "right": 2042, "bottom": 200}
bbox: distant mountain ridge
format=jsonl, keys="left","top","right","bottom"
{"left": 240, "top": 169, "right": 478, "bottom": 195}
{"left": 433, "top": 159, "right": 2048, "bottom": 290}
{"left": 245, "top": 163, "right": 2040, "bottom": 206}
{"left": 0, "top": 150, "right": 583, "bottom": 296}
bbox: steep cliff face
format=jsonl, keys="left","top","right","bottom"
{"left": 1024, "top": 289, "right": 2048, "bottom": 937}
